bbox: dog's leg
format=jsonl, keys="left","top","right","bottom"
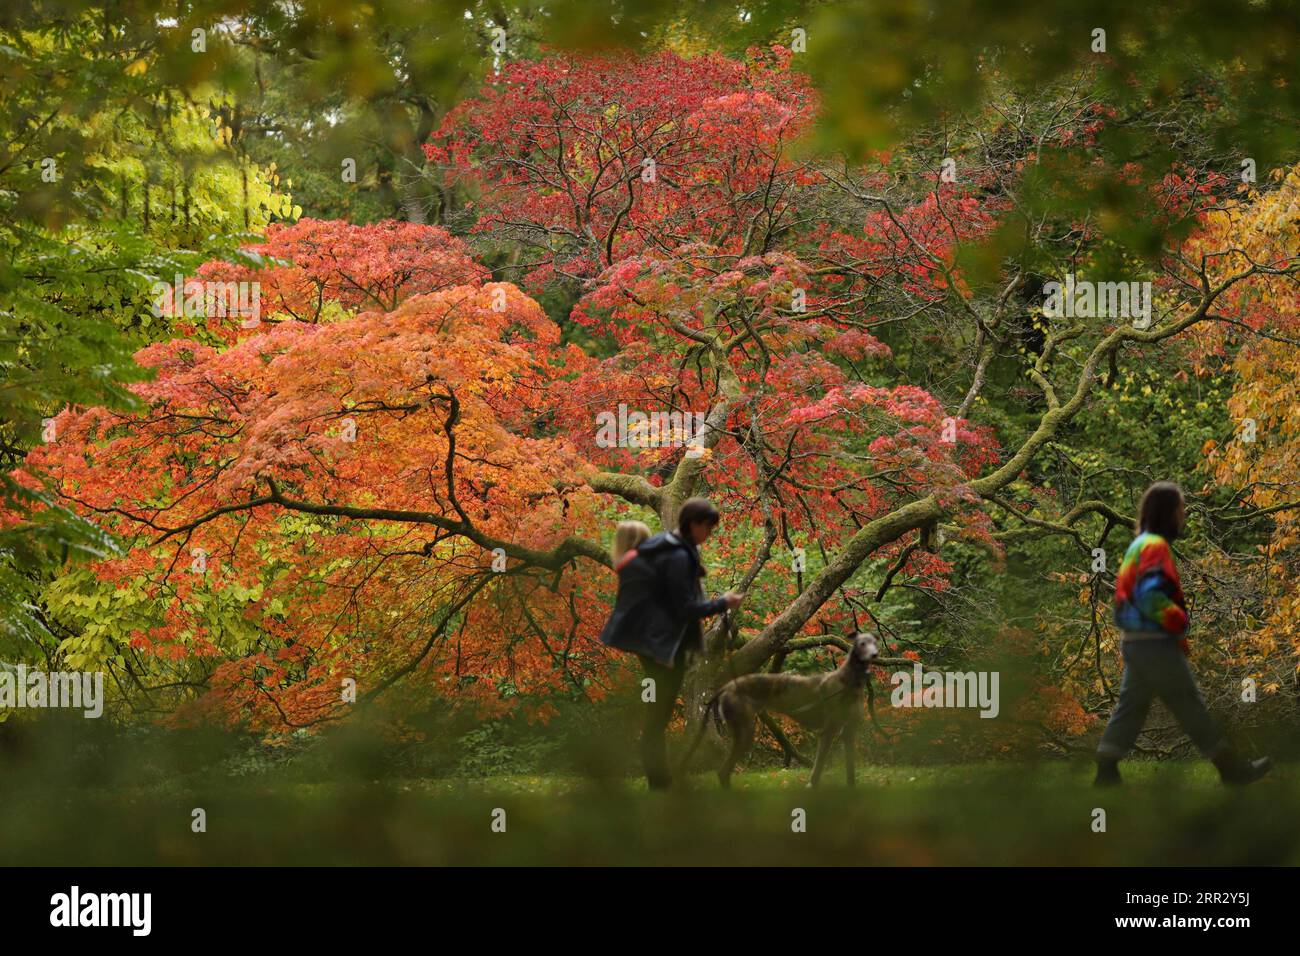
{"left": 759, "top": 712, "right": 811, "bottom": 768}
{"left": 843, "top": 721, "right": 856, "bottom": 787}
{"left": 719, "top": 710, "right": 756, "bottom": 790}
{"left": 808, "top": 729, "right": 837, "bottom": 788}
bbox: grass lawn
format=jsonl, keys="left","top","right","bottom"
{"left": 3, "top": 760, "right": 1296, "bottom": 865}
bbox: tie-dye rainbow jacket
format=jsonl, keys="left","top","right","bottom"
{"left": 1113, "top": 532, "right": 1189, "bottom": 645}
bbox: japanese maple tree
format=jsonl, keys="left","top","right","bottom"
{"left": 194, "top": 218, "right": 489, "bottom": 328}
{"left": 21, "top": 48, "right": 1300, "bottom": 735}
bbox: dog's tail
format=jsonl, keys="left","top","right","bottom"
{"left": 676, "top": 687, "right": 727, "bottom": 776}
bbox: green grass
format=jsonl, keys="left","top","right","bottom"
{"left": 3, "top": 760, "right": 1296, "bottom": 865}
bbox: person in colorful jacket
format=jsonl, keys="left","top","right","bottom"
{"left": 1095, "top": 482, "right": 1271, "bottom": 787}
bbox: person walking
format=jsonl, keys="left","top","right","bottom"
{"left": 598, "top": 498, "right": 743, "bottom": 789}
{"left": 1095, "top": 482, "right": 1271, "bottom": 787}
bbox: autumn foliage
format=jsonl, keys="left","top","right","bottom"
{"left": 16, "top": 46, "right": 1300, "bottom": 745}
{"left": 192, "top": 218, "right": 489, "bottom": 331}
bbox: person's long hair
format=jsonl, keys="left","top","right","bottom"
{"left": 611, "top": 520, "right": 651, "bottom": 565}
{"left": 1136, "top": 481, "right": 1184, "bottom": 541}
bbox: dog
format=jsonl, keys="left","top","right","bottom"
{"left": 682, "top": 631, "right": 880, "bottom": 788}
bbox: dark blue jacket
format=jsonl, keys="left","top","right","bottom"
{"left": 597, "top": 531, "right": 728, "bottom": 667}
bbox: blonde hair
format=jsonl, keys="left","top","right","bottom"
{"left": 612, "top": 520, "right": 652, "bottom": 564}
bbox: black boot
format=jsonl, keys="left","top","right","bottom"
{"left": 1212, "top": 749, "right": 1272, "bottom": 786}
{"left": 1094, "top": 757, "right": 1121, "bottom": 787}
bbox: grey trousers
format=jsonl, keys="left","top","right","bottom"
{"left": 1097, "top": 637, "right": 1226, "bottom": 760}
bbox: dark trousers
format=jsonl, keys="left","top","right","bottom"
{"left": 1097, "top": 638, "right": 1226, "bottom": 760}
{"left": 638, "top": 646, "right": 689, "bottom": 788}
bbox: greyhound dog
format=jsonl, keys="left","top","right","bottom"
{"left": 682, "top": 631, "right": 880, "bottom": 788}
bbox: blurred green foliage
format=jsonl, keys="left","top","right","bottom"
{"left": 1, "top": 715, "right": 1296, "bottom": 864}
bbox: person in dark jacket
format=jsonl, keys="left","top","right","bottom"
{"left": 598, "top": 498, "right": 743, "bottom": 789}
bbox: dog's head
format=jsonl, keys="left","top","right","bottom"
{"left": 849, "top": 631, "right": 880, "bottom": 667}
